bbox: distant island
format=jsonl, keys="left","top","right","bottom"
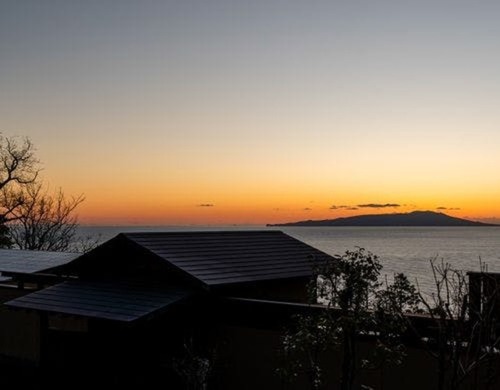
{"left": 268, "top": 211, "right": 498, "bottom": 227}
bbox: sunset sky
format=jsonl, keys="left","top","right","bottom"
{"left": 1, "top": 1, "right": 499, "bottom": 225}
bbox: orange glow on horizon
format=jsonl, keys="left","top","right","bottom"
{"left": 75, "top": 190, "right": 500, "bottom": 226}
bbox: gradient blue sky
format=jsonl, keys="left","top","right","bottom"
{"left": 1, "top": 1, "right": 499, "bottom": 224}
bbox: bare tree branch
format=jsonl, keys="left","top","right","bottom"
{"left": 0, "top": 135, "right": 40, "bottom": 223}
{"left": 0, "top": 136, "right": 39, "bottom": 189}
{"left": 7, "top": 184, "right": 84, "bottom": 251}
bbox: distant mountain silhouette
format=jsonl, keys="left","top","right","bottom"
{"left": 268, "top": 211, "right": 497, "bottom": 227}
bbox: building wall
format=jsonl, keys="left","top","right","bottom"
{"left": 0, "top": 287, "right": 40, "bottom": 363}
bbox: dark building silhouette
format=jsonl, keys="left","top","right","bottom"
{"left": 0, "top": 231, "right": 499, "bottom": 389}
{"left": 0, "top": 231, "right": 331, "bottom": 388}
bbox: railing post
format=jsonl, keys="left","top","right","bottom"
{"left": 468, "top": 272, "right": 481, "bottom": 323}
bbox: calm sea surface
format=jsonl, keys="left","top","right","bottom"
{"left": 76, "top": 226, "right": 500, "bottom": 293}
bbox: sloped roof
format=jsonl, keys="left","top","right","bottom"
{"left": 0, "top": 249, "right": 79, "bottom": 275}
{"left": 121, "top": 231, "right": 331, "bottom": 286}
{"left": 6, "top": 280, "right": 191, "bottom": 322}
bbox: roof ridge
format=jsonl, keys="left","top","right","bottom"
{"left": 121, "top": 231, "right": 331, "bottom": 286}
{"left": 122, "top": 230, "right": 284, "bottom": 235}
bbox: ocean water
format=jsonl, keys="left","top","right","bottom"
{"left": 76, "top": 225, "right": 500, "bottom": 294}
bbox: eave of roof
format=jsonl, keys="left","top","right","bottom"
{"left": 6, "top": 280, "right": 192, "bottom": 322}
{"left": 0, "top": 249, "right": 80, "bottom": 275}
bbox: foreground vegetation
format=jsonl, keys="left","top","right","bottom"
{"left": 0, "top": 134, "right": 95, "bottom": 252}
{"left": 280, "top": 249, "right": 500, "bottom": 390}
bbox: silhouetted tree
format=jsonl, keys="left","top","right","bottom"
{"left": 71, "top": 233, "right": 102, "bottom": 253}
{"left": 7, "top": 184, "right": 84, "bottom": 251}
{"left": 0, "top": 134, "right": 89, "bottom": 252}
{"left": 0, "top": 218, "right": 12, "bottom": 248}
{"left": 0, "top": 135, "right": 40, "bottom": 246}
{"left": 417, "top": 259, "right": 500, "bottom": 390}
{"left": 280, "top": 248, "right": 419, "bottom": 390}
{"left": 370, "top": 273, "right": 420, "bottom": 388}
{"left": 173, "top": 337, "right": 214, "bottom": 390}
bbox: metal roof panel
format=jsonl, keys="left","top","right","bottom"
{"left": 0, "top": 249, "right": 79, "bottom": 274}
{"left": 122, "top": 231, "right": 331, "bottom": 286}
{"left": 6, "top": 280, "right": 191, "bottom": 322}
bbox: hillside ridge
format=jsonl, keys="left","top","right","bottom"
{"left": 268, "top": 211, "right": 497, "bottom": 227}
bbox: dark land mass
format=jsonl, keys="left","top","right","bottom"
{"left": 268, "top": 211, "right": 498, "bottom": 227}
